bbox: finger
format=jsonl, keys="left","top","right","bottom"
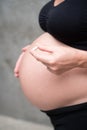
{"left": 14, "top": 52, "right": 24, "bottom": 73}
{"left": 38, "top": 45, "right": 53, "bottom": 53}
{"left": 22, "top": 45, "right": 30, "bottom": 52}
{"left": 14, "top": 52, "right": 24, "bottom": 74}
{"left": 47, "top": 66, "right": 57, "bottom": 74}
{"left": 30, "top": 48, "right": 52, "bottom": 65}
{"left": 47, "top": 66, "right": 63, "bottom": 75}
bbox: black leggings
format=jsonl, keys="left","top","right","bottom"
{"left": 41, "top": 102, "right": 87, "bottom": 130}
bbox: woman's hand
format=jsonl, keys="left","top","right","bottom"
{"left": 30, "top": 43, "right": 82, "bottom": 75}
{"left": 14, "top": 32, "right": 87, "bottom": 76}
{"left": 14, "top": 45, "right": 30, "bottom": 77}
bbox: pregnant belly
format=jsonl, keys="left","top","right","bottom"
{"left": 19, "top": 44, "right": 87, "bottom": 110}
{"left": 19, "top": 45, "right": 63, "bottom": 110}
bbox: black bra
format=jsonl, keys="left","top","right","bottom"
{"left": 39, "top": 0, "right": 87, "bottom": 50}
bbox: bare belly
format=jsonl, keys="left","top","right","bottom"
{"left": 19, "top": 34, "right": 87, "bottom": 110}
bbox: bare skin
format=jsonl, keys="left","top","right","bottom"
{"left": 53, "top": 0, "right": 65, "bottom": 7}
{"left": 14, "top": 0, "right": 87, "bottom": 111}
{"left": 17, "top": 33, "right": 87, "bottom": 111}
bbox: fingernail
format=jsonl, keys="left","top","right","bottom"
{"left": 31, "top": 46, "right": 38, "bottom": 51}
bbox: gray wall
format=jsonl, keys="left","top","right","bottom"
{"left": 0, "top": 0, "right": 52, "bottom": 126}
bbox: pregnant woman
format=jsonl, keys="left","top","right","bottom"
{"left": 14, "top": 0, "right": 87, "bottom": 129}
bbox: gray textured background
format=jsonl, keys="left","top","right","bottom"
{"left": 0, "top": 0, "right": 52, "bottom": 126}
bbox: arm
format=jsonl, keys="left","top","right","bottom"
{"left": 77, "top": 49, "right": 87, "bottom": 68}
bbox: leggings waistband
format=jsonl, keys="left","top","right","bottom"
{"left": 41, "top": 102, "right": 87, "bottom": 116}
{"left": 41, "top": 102, "right": 87, "bottom": 130}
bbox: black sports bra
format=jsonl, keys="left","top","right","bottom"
{"left": 39, "top": 0, "right": 87, "bottom": 50}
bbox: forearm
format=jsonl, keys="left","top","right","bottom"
{"left": 76, "top": 49, "right": 87, "bottom": 68}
